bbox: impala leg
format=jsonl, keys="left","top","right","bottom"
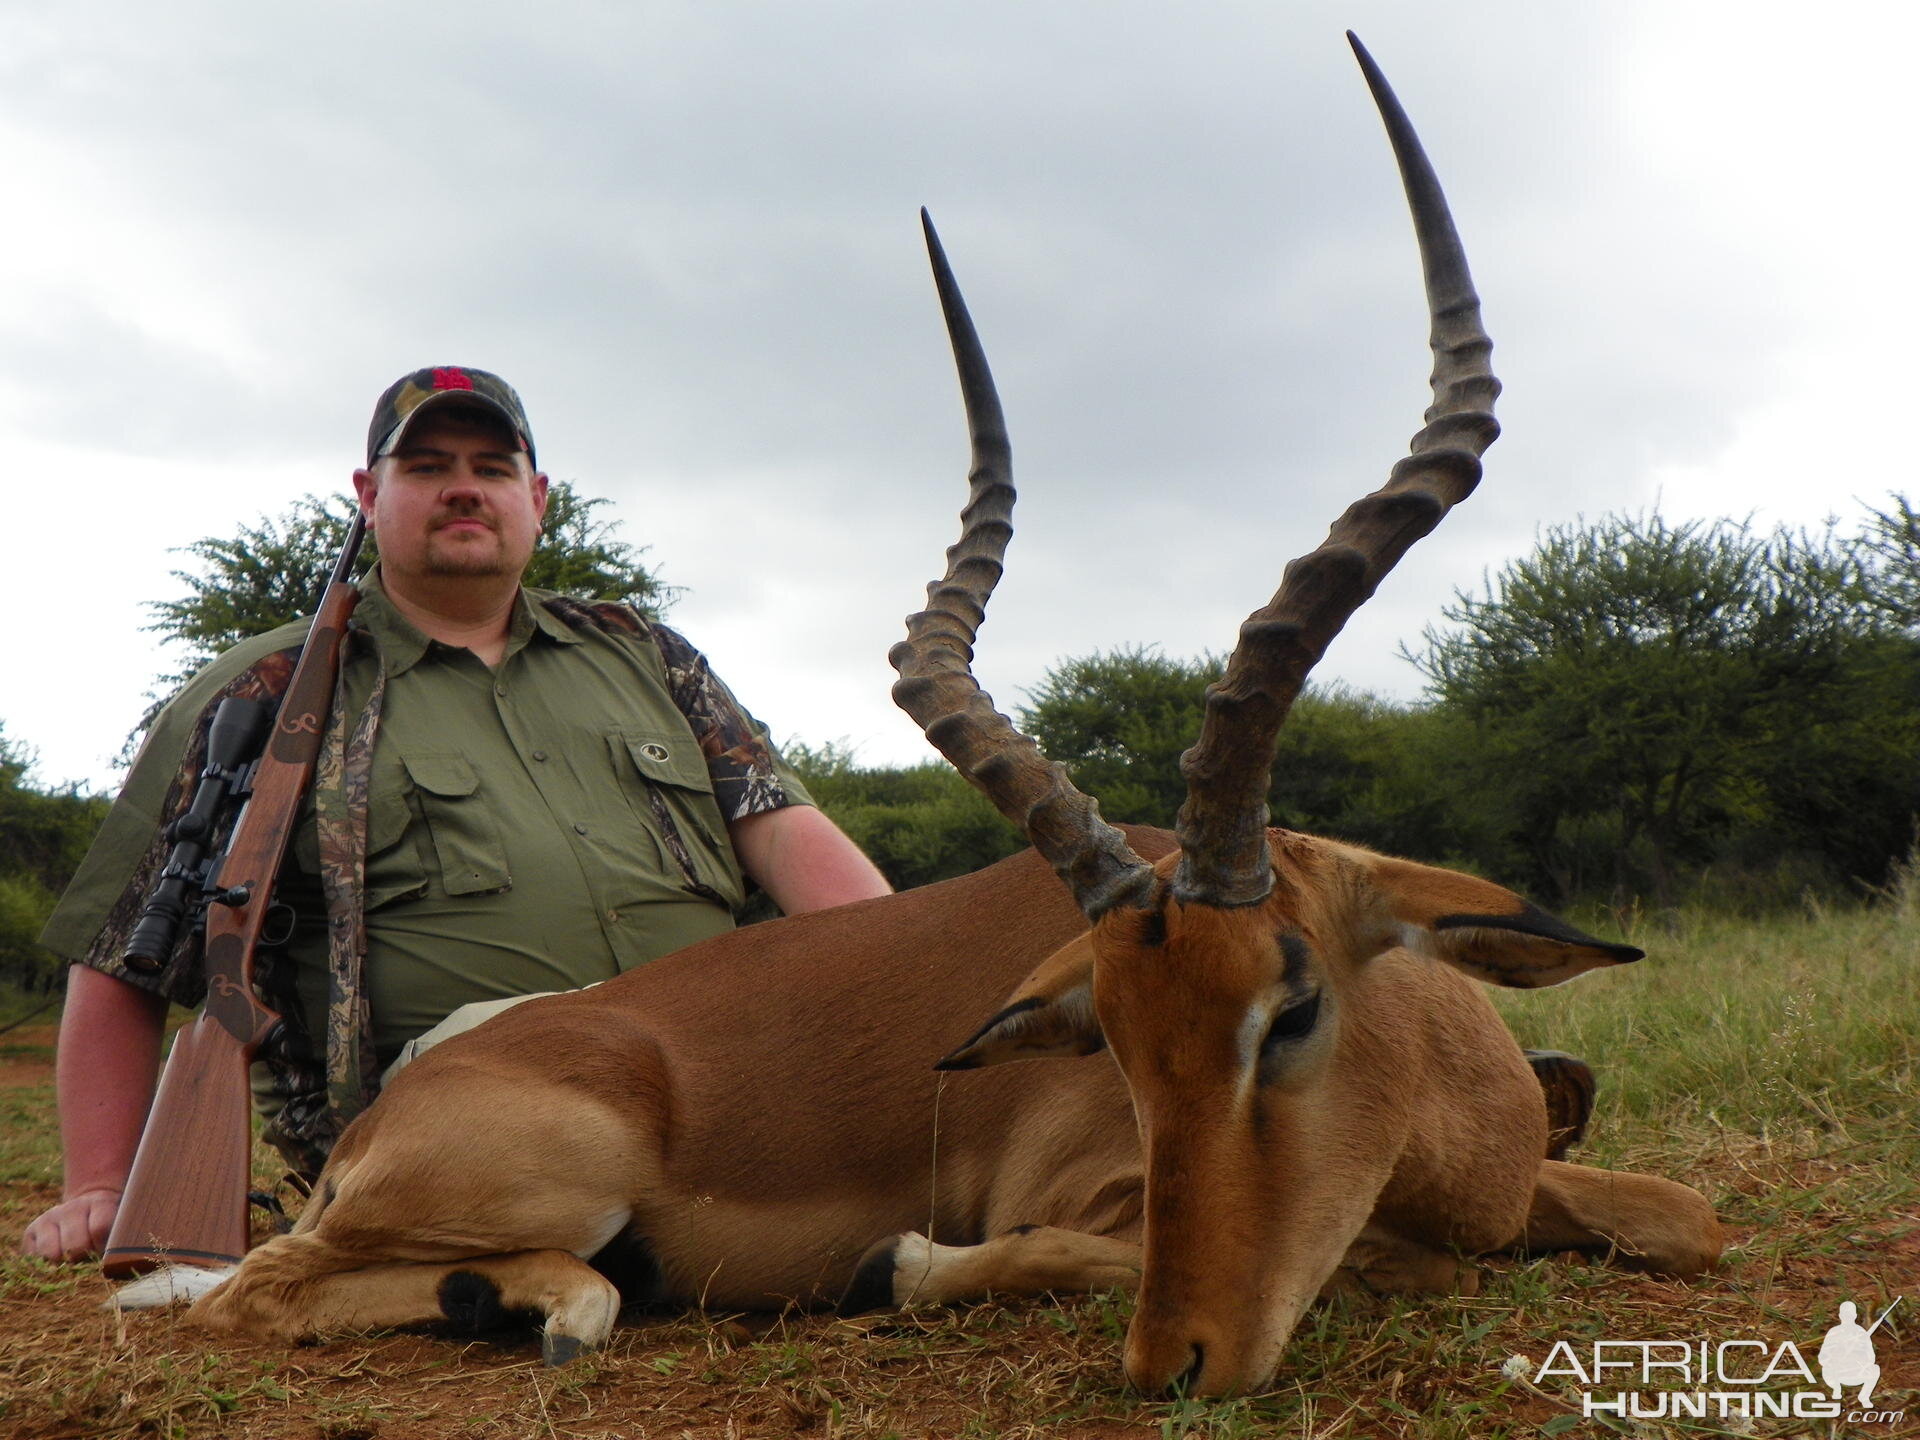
{"left": 839, "top": 1226, "right": 1141, "bottom": 1314}
{"left": 1519, "top": 1159, "right": 1723, "bottom": 1276}
{"left": 1326, "top": 1224, "right": 1481, "bottom": 1298}
{"left": 188, "top": 1233, "right": 621, "bottom": 1363}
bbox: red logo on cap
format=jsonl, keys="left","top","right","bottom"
{"left": 431, "top": 368, "right": 474, "bottom": 392}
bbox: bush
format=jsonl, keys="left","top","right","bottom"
{"left": 785, "top": 743, "right": 1025, "bottom": 892}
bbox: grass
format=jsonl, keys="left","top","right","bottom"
{"left": 0, "top": 899, "right": 1914, "bottom": 1438}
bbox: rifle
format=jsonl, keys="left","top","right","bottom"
{"left": 102, "top": 514, "right": 366, "bottom": 1278}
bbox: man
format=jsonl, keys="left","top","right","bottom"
{"left": 23, "top": 366, "right": 891, "bottom": 1262}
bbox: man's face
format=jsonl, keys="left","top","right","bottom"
{"left": 353, "top": 409, "right": 549, "bottom": 585}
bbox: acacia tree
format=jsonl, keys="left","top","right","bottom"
{"left": 1413, "top": 513, "right": 1911, "bottom": 904}
{"left": 1016, "top": 648, "right": 1218, "bottom": 829}
{"left": 1017, "top": 648, "right": 1450, "bottom": 858}
{"left": 146, "top": 482, "right": 673, "bottom": 687}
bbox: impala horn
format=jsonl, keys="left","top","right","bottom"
{"left": 1171, "top": 32, "right": 1502, "bottom": 906}
{"left": 889, "top": 210, "right": 1157, "bottom": 921}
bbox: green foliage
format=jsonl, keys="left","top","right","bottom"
{"left": 0, "top": 874, "right": 61, "bottom": 990}
{"left": 520, "top": 482, "right": 677, "bottom": 616}
{"left": 1016, "top": 648, "right": 1216, "bottom": 829}
{"left": 0, "top": 730, "right": 108, "bottom": 991}
{"left": 1261, "top": 687, "right": 1460, "bottom": 861}
{"left": 784, "top": 743, "right": 1025, "bottom": 891}
{"left": 1017, "top": 648, "right": 1452, "bottom": 858}
{"left": 145, "top": 482, "right": 674, "bottom": 685}
{"left": 1860, "top": 492, "right": 1920, "bottom": 628}
{"left": 1414, "top": 513, "right": 1920, "bottom": 904}
{"left": 964, "top": 504, "right": 1920, "bottom": 911}
{"left": 143, "top": 492, "right": 362, "bottom": 685}
{"left": 83, "top": 489, "right": 1920, "bottom": 926}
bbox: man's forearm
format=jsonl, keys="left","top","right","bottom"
{"left": 56, "top": 965, "right": 168, "bottom": 1195}
{"left": 22, "top": 965, "right": 170, "bottom": 1260}
{"left": 728, "top": 805, "right": 891, "bottom": 915}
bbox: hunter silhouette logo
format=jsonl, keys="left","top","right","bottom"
{"left": 1820, "top": 1299, "right": 1898, "bottom": 1408}
{"left": 1509, "top": 1297, "right": 1904, "bottom": 1426}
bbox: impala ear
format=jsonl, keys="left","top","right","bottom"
{"left": 1361, "top": 854, "right": 1643, "bottom": 988}
{"left": 935, "top": 932, "right": 1104, "bottom": 1070}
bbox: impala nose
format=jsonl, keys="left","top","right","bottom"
{"left": 1126, "top": 1330, "right": 1229, "bottom": 1396}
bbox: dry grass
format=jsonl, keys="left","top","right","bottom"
{"left": 2, "top": 901, "right": 1915, "bottom": 1439}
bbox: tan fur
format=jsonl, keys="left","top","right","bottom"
{"left": 184, "top": 827, "right": 1720, "bottom": 1396}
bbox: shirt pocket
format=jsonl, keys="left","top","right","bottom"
{"left": 612, "top": 728, "right": 746, "bottom": 911}
{"left": 291, "top": 770, "right": 426, "bottom": 912}
{"left": 402, "top": 752, "right": 512, "bottom": 897}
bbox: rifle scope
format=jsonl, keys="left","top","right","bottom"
{"left": 122, "top": 696, "right": 270, "bottom": 973}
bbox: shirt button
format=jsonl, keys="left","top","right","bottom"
{"left": 574, "top": 823, "right": 589, "bottom": 835}
{"left": 532, "top": 750, "right": 548, "bottom": 762}
{"left": 608, "top": 910, "right": 621, "bottom": 923}
{"left": 495, "top": 685, "right": 507, "bottom": 697}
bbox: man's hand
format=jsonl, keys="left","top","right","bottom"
{"left": 21, "top": 1186, "right": 121, "bottom": 1261}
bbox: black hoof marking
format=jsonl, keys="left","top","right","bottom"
{"left": 437, "top": 1270, "right": 509, "bottom": 1335}
{"left": 837, "top": 1238, "right": 902, "bottom": 1316}
{"left": 543, "top": 1332, "right": 587, "bottom": 1367}
{"left": 589, "top": 1229, "right": 665, "bottom": 1303}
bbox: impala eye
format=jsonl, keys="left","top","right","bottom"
{"left": 1262, "top": 992, "right": 1322, "bottom": 1051}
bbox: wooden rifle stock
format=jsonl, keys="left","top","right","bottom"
{"left": 102, "top": 516, "right": 366, "bottom": 1277}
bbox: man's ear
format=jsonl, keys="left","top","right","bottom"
{"left": 352, "top": 467, "right": 379, "bottom": 526}
{"left": 935, "top": 932, "right": 1104, "bottom": 1070}
{"left": 1359, "top": 854, "right": 1643, "bottom": 989}
{"left": 531, "top": 470, "right": 550, "bottom": 526}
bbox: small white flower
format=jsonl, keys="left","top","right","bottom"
{"left": 1723, "top": 1417, "right": 1756, "bottom": 1436}
{"left": 1501, "top": 1354, "right": 1531, "bottom": 1380}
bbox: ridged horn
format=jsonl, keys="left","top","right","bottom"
{"left": 890, "top": 210, "right": 1156, "bottom": 921}
{"left": 1171, "top": 32, "right": 1502, "bottom": 906}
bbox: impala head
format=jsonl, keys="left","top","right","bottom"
{"left": 936, "top": 837, "right": 1639, "bottom": 1392}
{"left": 893, "top": 36, "right": 1641, "bottom": 1395}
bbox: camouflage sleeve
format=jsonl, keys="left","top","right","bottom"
{"left": 650, "top": 623, "right": 813, "bottom": 823}
{"left": 41, "top": 650, "right": 298, "bottom": 1009}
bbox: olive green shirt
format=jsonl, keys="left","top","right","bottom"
{"left": 45, "top": 573, "right": 813, "bottom": 1069}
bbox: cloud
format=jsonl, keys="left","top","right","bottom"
{"left": 0, "top": 0, "right": 1911, "bottom": 793}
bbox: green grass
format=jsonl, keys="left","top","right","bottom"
{"left": 1499, "top": 902, "right": 1918, "bottom": 1132}
{"left": 0, "top": 1008, "right": 59, "bottom": 1216}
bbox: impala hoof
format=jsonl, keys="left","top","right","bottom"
{"left": 110, "top": 1263, "right": 236, "bottom": 1311}
{"left": 543, "top": 1331, "right": 587, "bottom": 1366}
{"left": 1526, "top": 1049, "right": 1595, "bottom": 1160}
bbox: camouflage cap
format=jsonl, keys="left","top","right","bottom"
{"left": 366, "top": 366, "right": 537, "bottom": 468}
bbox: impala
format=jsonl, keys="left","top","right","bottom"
{"left": 130, "top": 35, "right": 1722, "bottom": 1396}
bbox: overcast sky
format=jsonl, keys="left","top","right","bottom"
{"left": 2, "top": 1, "right": 1913, "bottom": 794}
